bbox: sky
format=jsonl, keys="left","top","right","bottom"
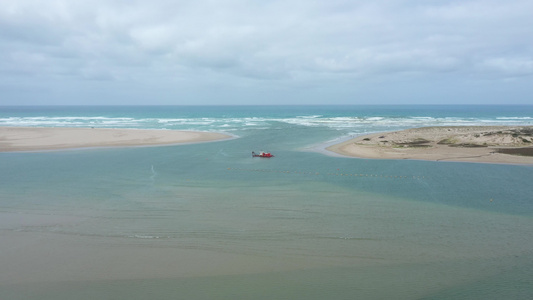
{"left": 1, "top": 0, "right": 532, "bottom": 105}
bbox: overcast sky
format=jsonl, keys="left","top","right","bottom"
{"left": 1, "top": 0, "right": 532, "bottom": 105}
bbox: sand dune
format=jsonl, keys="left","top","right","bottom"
{"left": 327, "top": 126, "right": 533, "bottom": 164}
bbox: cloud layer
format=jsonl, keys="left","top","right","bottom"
{"left": 1, "top": 0, "right": 532, "bottom": 104}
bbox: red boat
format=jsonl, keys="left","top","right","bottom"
{"left": 252, "top": 151, "right": 274, "bottom": 158}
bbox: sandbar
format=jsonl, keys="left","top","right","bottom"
{"left": 327, "top": 126, "right": 533, "bottom": 164}
{"left": 0, "top": 127, "right": 232, "bottom": 152}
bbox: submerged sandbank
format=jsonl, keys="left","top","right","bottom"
{"left": 327, "top": 126, "right": 533, "bottom": 164}
{"left": 0, "top": 127, "right": 232, "bottom": 152}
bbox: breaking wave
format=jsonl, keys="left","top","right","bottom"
{"left": 1, "top": 113, "right": 531, "bottom": 134}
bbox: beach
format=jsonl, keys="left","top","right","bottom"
{"left": 0, "top": 127, "right": 231, "bottom": 152}
{"left": 327, "top": 126, "right": 533, "bottom": 164}
{"left": 2, "top": 106, "right": 533, "bottom": 299}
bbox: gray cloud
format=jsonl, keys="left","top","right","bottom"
{"left": 1, "top": 0, "right": 532, "bottom": 104}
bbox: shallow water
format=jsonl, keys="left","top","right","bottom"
{"left": 1, "top": 105, "right": 533, "bottom": 299}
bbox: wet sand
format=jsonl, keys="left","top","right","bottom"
{"left": 327, "top": 126, "right": 533, "bottom": 164}
{"left": 0, "top": 127, "right": 231, "bottom": 152}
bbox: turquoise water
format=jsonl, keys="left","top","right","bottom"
{"left": 1, "top": 105, "right": 533, "bottom": 299}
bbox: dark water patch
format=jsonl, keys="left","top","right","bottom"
{"left": 497, "top": 147, "right": 533, "bottom": 156}
{"left": 419, "top": 256, "right": 533, "bottom": 299}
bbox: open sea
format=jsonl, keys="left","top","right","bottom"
{"left": 1, "top": 105, "right": 533, "bottom": 299}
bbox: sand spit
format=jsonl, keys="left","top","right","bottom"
{"left": 0, "top": 127, "right": 231, "bottom": 152}
{"left": 327, "top": 126, "right": 533, "bottom": 164}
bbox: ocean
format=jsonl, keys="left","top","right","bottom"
{"left": 1, "top": 105, "right": 532, "bottom": 299}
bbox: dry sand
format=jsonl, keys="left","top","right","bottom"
{"left": 327, "top": 126, "right": 533, "bottom": 164}
{"left": 0, "top": 127, "right": 231, "bottom": 152}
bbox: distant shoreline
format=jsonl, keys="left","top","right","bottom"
{"left": 327, "top": 126, "right": 533, "bottom": 165}
{"left": 0, "top": 127, "right": 232, "bottom": 152}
